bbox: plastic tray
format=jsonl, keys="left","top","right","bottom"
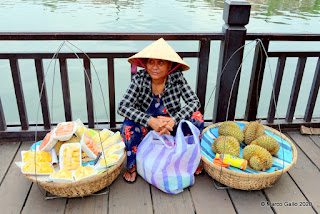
{"left": 21, "top": 150, "right": 53, "bottom": 164}
{"left": 80, "top": 133, "right": 101, "bottom": 159}
{"left": 40, "top": 129, "right": 58, "bottom": 151}
{"left": 73, "top": 166, "right": 97, "bottom": 181}
{"left": 102, "top": 141, "right": 125, "bottom": 157}
{"left": 95, "top": 153, "right": 123, "bottom": 171}
{"left": 21, "top": 162, "right": 54, "bottom": 176}
{"left": 59, "top": 143, "right": 82, "bottom": 171}
{"left": 53, "top": 122, "right": 77, "bottom": 141}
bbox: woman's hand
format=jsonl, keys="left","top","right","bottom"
{"left": 157, "top": 116, "right": 175, "bottom": 136}
{"left": 148, "top": 117, "right": 173, "bottom": 136}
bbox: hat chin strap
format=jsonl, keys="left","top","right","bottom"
{"left": 133, "top": 58, "right": 181, "bottom": 76}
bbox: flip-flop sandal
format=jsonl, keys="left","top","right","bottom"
{"left": 194, "top": 167, "right": 204, "bottom": 176}
{"left": 123, "top": 170, "right": 137, "bottom": 184}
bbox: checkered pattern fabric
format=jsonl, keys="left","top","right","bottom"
{"left": 117, "top": 70, "right": 200, "bottom": 127}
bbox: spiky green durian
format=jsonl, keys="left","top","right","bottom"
{"left": 218, "top": 121, "right": 244, "bottom": 143}
{"left": 211, "top": 136, "right": 240, "bottom": 157}
{"left": 243, "top": 121, "right": 265, "bottom": 145}
{"left": 242, "top": 144, "right": 273, "bottom": 171}
{"left": 251, "top": 135, "right": 280, "bottom": 157}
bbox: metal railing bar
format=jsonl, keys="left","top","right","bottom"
{"left": 304, "top": 57, "right": 320, "bottom": 122}
{"left": 268, "top": 52, "right": 320, "bottom": 57}
{"left": 0, "top": 98, "right": 7, "bottom": 131}
{"left": 59, "top": 58, "right": 72, "bottom": 121}
{"left": 267, "top": 56, "right": 286, "bottom": 123}
{"left": 285, "top": 57, "right": 307, "bottom": 122}
{"left": 9, "top": 58, "right": 29, "bottom": 130}
{"left": 107, "top": 58, "right": 116, "bottom": 128}
{"left": 84, "top": 58, "right": 95, "bottom": 128}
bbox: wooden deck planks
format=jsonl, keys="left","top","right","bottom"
{"left": 228, "top": 189, "right": 273, "bottom": 214}
{"left": 0, "top": 142, "right": 20, "bottom": 184}
{"left": 65, "top": 194, "right": 108, "bottom": 214}
{"left": 189, "top": 173, "right": 236, "bottom": 214}
{"left": 264, "top": 173, "right": 315, "bottom": 214}
{"left": 309, "top": 135, "right": 320, "bottom": 148}
{"left": 108, "top": 175, "right": 153, "bottom": 214}
{"left": 21, "top": 184, "right": 67, "bottom": 214}
{"left": 286, "top": 132, "right": 320, "bottom": 212}
{"left": 151, "top": 185, "right": 195, "bottom": 214}
{"left": 288, "top": 132, "right": 320, "bottom": 169}
{"left": 0, "top": 142, "right": 33, "bottom": 214}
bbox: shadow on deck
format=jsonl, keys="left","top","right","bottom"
{"left": 0, "top": 131, "right": 319, "bottom": 214}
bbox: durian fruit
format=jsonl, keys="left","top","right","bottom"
{"left": 251, "top": 135, "right": 280, "bottom": 157}
{"left": 54, "top": 135, "right": 80, "bottom": 156}
{"left": 243, "top": 120, "right": 265, "bottom": 145}
{"left": 218, "top": 121, "right": 244, "bottom": 143}
{"left": 242, "top": 145, "right": 273, "bottom": 171}
{"left": 211, "top": 136, "right": 240, "bottom": 157}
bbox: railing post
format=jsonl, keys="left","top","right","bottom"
{"left": 213, "top": 0, "right": 251, "bottom": 123}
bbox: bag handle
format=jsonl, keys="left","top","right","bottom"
{"left": 176, "top": 120, "right": 200, "bottom": 148}
{"left": 150, "top": 131, "right": 175, "bottom": 149}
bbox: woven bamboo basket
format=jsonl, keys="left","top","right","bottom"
{"left": 25, "top": 153, "right": 126, "bottom": 198}
{"left": 202, "top": 122, "right": 298, "bottom": 190}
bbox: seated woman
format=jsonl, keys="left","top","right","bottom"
{"left": 117, "top": 38, "right": 204, "bottom": 183}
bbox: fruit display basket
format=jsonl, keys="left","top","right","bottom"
{"left": 201, "top": 121, "right": 298, "bottom": 190}
{"left": 24, "top": 153, "right": 125, "bottom": 198}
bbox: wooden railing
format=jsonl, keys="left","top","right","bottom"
{"left": 0, "top": 0, "right": 320, "bottom": 142}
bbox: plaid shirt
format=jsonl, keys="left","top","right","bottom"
{"left": 117, "top": 69, "right": 200, "bottom": 127}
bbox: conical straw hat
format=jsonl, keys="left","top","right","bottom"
{"left": 128, "top": 38, "right": 190, "bottom": 71}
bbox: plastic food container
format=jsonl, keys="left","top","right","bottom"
{"left": 49, "top": 169, "right": 74, "bottom": 183}
{"left": 95, "top": 153, "right": 122, "bottom": 171}
{"left": 73, "top": 165, "right": 97, "bottom": 181}
{"left": 39, "top": 129, "right": 58, "bottom": 151}
{"left": 75, "top": 119, "right": 91, "bottom": 138}
{"left": 102, "top": 141, "right": 125, "bottom": 156}
{"left": 92, "top": 129, "right": 113, "bottom": 144}
{"left": 21, "top": 162, "right": 54, "bottom": 175}
{"left": 59, "top": 143, "right": 81, "bottom": 171}
{"left": 21, "top": 150, "right": 52, "bottom": 163}
{"left": 98, "top": 132, "right": 122, "bottom": 151}
{"left": 80, "top": 133, "right": 102, "bottom": 159}
{"left": 53, "top": 122, "right": 77, "bottom": 141}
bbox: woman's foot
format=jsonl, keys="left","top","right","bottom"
{"left": 194, "top": 165, "right": 203, "bottom": 175}
{"left": 123, "top": 165, "right": 137, "bottom": 183}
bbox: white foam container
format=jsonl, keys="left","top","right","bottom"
{"left": 40, "top": 129, "right": 58, "bottom": 151}
{"left": 93, "top": 128, "right": 114, "bottom": 144}
{"left": 49, "top": 172, "right": 74, "bottom": 183}
{"left": 21, "top": 150, "right": 53, "bottom": 164}
{"left": 73, "top": 166, "right": 97, "bottom": 181}
{"left": 59, "top": 143, "right": 82, "bottom": 171}
{"left": 21, "top": 162, "right": 54, "bottom": 176}
{"left": 95, "top": 153, "right": 123, "bottom": 171}
{"left": 102, "top": 141, "right": 125, "bottom": 157}
{"left": 80, "top": 133, "right": 100, "bottom": 159}
{"left": 98, "top": 131, "right": 122, "bottom": 151}
{"left": 53, "top": 121, "right": 77, "bottom": 141}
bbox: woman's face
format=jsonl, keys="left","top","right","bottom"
{"left": 146, "top": 58, "right": 171, "bottom": 81}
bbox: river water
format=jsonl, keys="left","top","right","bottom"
{"left": 0, "top": 0, "right": 319, "bottom": 124}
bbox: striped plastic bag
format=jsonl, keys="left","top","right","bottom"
{"left": 136, "top": 120, "right": 201, "bottom": 194}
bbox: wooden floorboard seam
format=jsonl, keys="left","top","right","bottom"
{"left": 287, "top": 171, "right": 318, "bottom": 213}
{"left": 187, "top": 187, "right": 197, "bottom": 214}
{"left": 19, "top": 182, "right": 33, "bottom": 214}
{"left": 308, "top": 136, "right": 320, "bottom": 150}
{"left": 286, "top": 133, "right": 320, "bottom": 171}
{"left": 149, "top": 184, "right": 155, "bottom": 214}
{"left": 64, "top": 199, "right": 69, "bottom": 214}
{"left": 0, "top": 141, "right": 22, "bottom": 186}
{"left": 261, "top": 189, "right": 277, "bottom": 214}
{"left": 226, "top": 189, "right": 238, "bottom": 214}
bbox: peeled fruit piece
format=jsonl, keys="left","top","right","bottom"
{"left": 55, "top": 122, "right": 75, "bottom": 136}
{"left": 39, "top": 130, "right": 55, "bottom": 151}
{"left": 75, "top": 126, "right": 91, "bottom": 138}
{"left": 243, "top": 121, "right": 265, "bottom": 145}
{"left": 251, "top": 135, "right": 280, "bottom": 157}
{"left": 83, "top": 133, "right": 101, "bottom": 156}
{"left": 23, "top": 151, "right": 52, "bottom": 163}
{"left": 242, "top": 145, "right": 273, "bottom": 171}
{"left": 105, "top": 144, "right": 121, "bottom": 155}
{"left": 51, "top": 169, "right": 73, "bottom": 180}
{"left": 100, "top": 154, "right": 119, "bottom": 166}
{"left": 22, "top": 162, "right": 54, "bottom": 174}
{"left": 218, "top": 121, "right": 244, "bottom": 143}
{"left": 211, "top": 136, "right": 240, "bottom": 157}
{"left": 74, "top": 166, "right": 96, "bottom": 180}
{"left": 92, "top": 131, "right": 111, "bottom": 144}
{"left": 62, "top": 145, "right": 81, "bottom": 171}
{"left": 55, "top": 135, "right": 80, "bottom": 156}
{"left": 99, "top": 133, "right": 122, "bottom": 150}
